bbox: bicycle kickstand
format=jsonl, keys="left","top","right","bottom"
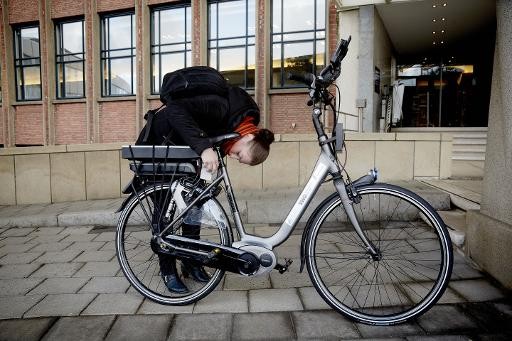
{"left": 274, "top": 258, "right": 293, "bottom": 274}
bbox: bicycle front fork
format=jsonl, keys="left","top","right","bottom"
{"left": 333, "top": 175, "right": 381, "bottom": 260}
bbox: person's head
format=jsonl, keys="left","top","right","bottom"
{"left": 228, "top": 129, "right": 274, "bottom": 165}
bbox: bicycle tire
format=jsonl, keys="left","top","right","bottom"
{"left": 305, "top": 183, "right": 453, "bottom": 325}
{"left": 116, "top": 183, "right": 230, "bottom": 305}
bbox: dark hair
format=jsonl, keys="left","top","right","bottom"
{"left": 253, "top": 129, "right": 274, "bottom": 151}
{"left": 247, "top": 129, "right": 274, "bottom": 165}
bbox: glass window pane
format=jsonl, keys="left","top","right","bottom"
{"left": 110, "top": 58, "right": 132, "bottom": 95}
{"left": 248, "top": 0, "right": 255, "bottom": 36}
{"left": 152, "top": 54, "right": 160, "bottom": 93}
{"left": 62, "top": 21, "right": 83, "bottom": 54}
{"left": 209, "top": 3, "right": 217, "bottom": 39}
{"left": 316, "top": 0, "right": 326, "bottom": 30}
{"left": 218, "top": 38, "right": 246, "bottom": 47}
{"left": 283, "top": 32, "right": 315, "bottom": 42}
{"left": 272, "top": 0, "right": 282, "bottom": 33}
{"left": 152, "top": 11, "right": 160, "bottom": 45}
{"left": 186, "top": 6, "right": 192, "bottom": 42}
{"left": 23, "top": 66, "right": 41, "bottom": 100}
{"left": 160, "top": 8, "right": 186, "bottom": 44}
{"left": 272, "top": 43, "right": 282, "bottom": 87}
{"left": 247, "top": 45, "right": 255, "bottom": 88}
{"left": 20, "top": 27, "right": 40, "bottom": 59}
{"left": 219, "top": 47, "right": 245, "bottom": 87}
{"left": 218, "top": 1, "right": 245, "bottom": 39}
{"left": 316, "top": 40, "right": 325, "bottom": 69}
{"left": 283, "top": 42, "right": 313, "bottom": 86}
{"left": 64, "top": 62, "right": 84, "bottom": 97}
{"left": 108, "top": 15, "right": 133, "bottom": 50}
{"left": 209, "top": 49, "right": 217, "bottom": 69}
{"left": 186, "top": 51, "right": 191, "bottom": 67}
{"left": 283, "top": 0, "right": 315, "bottom": 33}
{"left": 161, "top": 53, "right": 185, "bottom": 75}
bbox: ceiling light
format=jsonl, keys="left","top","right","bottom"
{"left": 441, "top": 17, "right": 446, "bottom": 21}
{"left": 441, "top": 30, "right": 445, "bottom": 33}
{"left": 433, "top": 31, "right": 436, "bottom": 34}
{"left": 443, "top": 3, "right": 447, "bottom": 7}
{"left": 440, "top": 41, "right": 444, "bottom": 44}
{"left": 433, "top": 4, "right": 437, "bottom": 8}
{"left": 433, "top": 42, "right": 437, "bottom": 45}
{"left": 432, "top": 18, "right": 437, "bottom": 22}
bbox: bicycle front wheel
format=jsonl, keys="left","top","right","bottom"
{"left": 116, "top": 183, "right": 230, "bottom": 305}
{"left": 305, "top": 183, "right": 453, "bottom": 325}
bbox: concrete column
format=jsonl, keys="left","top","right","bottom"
{"left": 467, "top": 0, "right": 512, "bottom": 288}
{"left": 85, "top": 0, "right": 99, "bottom": 143}
{"left": 357, "top": 5, "right": 375, "bottom": 132}
{"left": 0, "top": 0, "right": 15, "bottom": 147}
{"left": 39, "top": 0, "right": 55, "bottom": 145}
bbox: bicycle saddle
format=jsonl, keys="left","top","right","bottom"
{"left": 208, "top": 133, "right": 240, "bottom": 146}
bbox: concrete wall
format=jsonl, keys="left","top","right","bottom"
{"left": 466, "top": 0, "right": 512, "bottom": 289}
{"left": 0, "top": 132, "right": 452, "bottom": 205}
{"left": 338, "top": 5, "right": 394, "bottom": 133}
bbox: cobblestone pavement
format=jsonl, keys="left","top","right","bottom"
{"left": 0, "top": 225, "right": 511, "bottom": 340}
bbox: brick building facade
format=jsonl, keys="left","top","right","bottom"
{"left": 0, "top": 0, "right": 338, "bottom": 147}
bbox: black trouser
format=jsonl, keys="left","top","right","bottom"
{"left": 157, "top": 222, "right": 201, "bottom": 275}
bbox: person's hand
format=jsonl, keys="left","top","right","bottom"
{"left": 201, "top": 148, "right": 219, "bottom": 172}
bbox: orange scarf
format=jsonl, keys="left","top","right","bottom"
{"left": 222, "top": 116, "right": 260, "bottom": 154}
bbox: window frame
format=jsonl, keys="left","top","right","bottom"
{"left": 150, "top": 3, "right": 192, "bottom": 95}
{"left": 270, "top": 0, "right": 327, "bottom": 89}
{"left": 55, "top": 18, "right": 86, "bottom": 99}
{"left": 13, "top": 23, "right": 42, "bottom": 101}
{"left": 100, "top": 12, "right": 136, "bottom": 97}
{"left": 207, "top": 0, "right": 255, "bottom": 89}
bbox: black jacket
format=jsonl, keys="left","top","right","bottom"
{"left": 140, "top": 86, "right": 260, "bottom": 155}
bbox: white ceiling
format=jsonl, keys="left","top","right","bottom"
{"left": 373, "top": 0, "right": 496, "bottom": 56}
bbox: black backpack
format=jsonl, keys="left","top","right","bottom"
{"left": 159, "top": 66, "right": 229, "bottom": 105}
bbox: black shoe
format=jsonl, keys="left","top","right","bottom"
{"left": 182, "top": 263, "right": 211, "bottom": 283}
{"left": 162, "top": 274, "right": 189, "bottom": 293}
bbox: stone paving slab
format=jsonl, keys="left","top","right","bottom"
{"left": 417, "top": 305, "right": 479, "bottom": 333}
{"left": 223, "top": 273, "right": 271, "bottom": 290}
{"left": 105, "top": 314, "right": 172, "bottom": 341}
{"left": 0, "top": 295, "right": 44, "bottom": 319}
{"left": 35, "top": 249, "right": 84, "bottom": 263}
{"left": 74, "top": 250, "right": 116, "bottom": 262}
{"left": 355, "top": 319, "right": 424, "bottom": 338}
{"left": 30, "top": 262, "right": 84, "bottom": 278}
{"left": 30, "top": 241, "right": 73, "bottom": 252}
{"left": 137, "top": 299, "right": 194, "bottom": 315}
{"left": 0, "top": 278, "right": 44, "bottom": 296}
{"left": 41, "top": 315, "right": 115, "bottom": 341}
{"left": 28, "top": 277, "right": 90, "bottom": 295}
{"left": 449, "top": 279, "right": 505, "bottom": 302}
{"left": 298, "top": 286, "right": 333, "bottom": 310}
{"left": 81, "top": 293, "right": 143, "bottom": 316}
{"left": 0, "top": 317, "right": 55, "bottom": 341}
{"left": 232, "top": 312, "right": 295, "bottom": 340}
{"left": 249, "top": 288, "right": 304, "bottom": 312}
{"left": 73, "top": 261, "right": 120, "bottom": 277}
{"left": 292, "top": 310, "right": 360, "bottom": 339}
{"left": 79, "top": 276, "right": 131, "bottom": 294}
{"left": 193, "top": 290, "right": 248, "bottom": 313}
{"left": 0, "top": 251, "right": 43, "bottom": 265}
{"left": 169, "top": 313, "right": 232, "bottom": 341}
{"left": 0, "top": 236, "right": 36, "bottom": 245}
{"left": 24, "top": 293, "right": 97, "bottom": 318}
{"left": 0, "top": 263, "right": 41, "bottom": 279}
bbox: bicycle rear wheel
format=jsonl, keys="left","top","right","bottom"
{"left": 116, "top": 183, "right": 230, "bottom": 305}
{"left": 305, "top": 183, "right": 453, "bottom": 325}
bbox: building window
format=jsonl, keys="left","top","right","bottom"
{"left": 151, "top": 4, "right": 192, "bottom": 94}
{"left": 271, "top": 0, "right": 326, "bottom": 88}
{"left": 208, "top": 0, "right": 255, "bottom": 89}
{"left": 14, "top": 25, "right": 42, "bottom": 101}
{"left": 100, "top": 13, "right": 136, "bottom": 97}
{"left": 55, "top": 19, "right": 85, "bottom": 98}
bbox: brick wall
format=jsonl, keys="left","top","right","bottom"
{"left": 14, "top": 105, "right": 44, "bottom": 145}
{"left": 54, "top": 103, "right": 87, "bottom": 145}
{"left": 99, "top": 101, "right": 137, "bottom": 143}
{"left": 51, "top": 0, "right": 84, "bottom": 19}
{"left": 8, "top": 0, "right": 38, "bottom": 24}
{"left": 0, "top": 108, "right": 3, "bottom": 144}
{"left": 97, "top": 0, "right": 134, "bottom": 13}
{"left": 147, "top": 0, "right": 182, "bottom": 6}
{"left": 269, "top": 93, "right": 314, "bottom": 133}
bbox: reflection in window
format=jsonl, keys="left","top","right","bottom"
{"left": 101, "top": 13, "right": 136, "bottom": 96}
{"left": 14, "top": 25, "right": 42, "bottom": 101}
{"left": 151, "top": 4, "right": 191, "bottom": 94}
{"left": 271, "top": 0, "right": 326, "bottom": 88}
{"left": 208, "top": 0, "right": 255, "bottom": 89}
{"left": 56, "top": 20, "right": 85, "bottom": 98}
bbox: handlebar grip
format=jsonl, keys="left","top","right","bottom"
{"left": 287, "top": 72, "right": 315, "bottom": 86}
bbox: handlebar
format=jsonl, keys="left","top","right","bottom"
{"left": 287, "top": 36, "right": 351, "bottom": 88}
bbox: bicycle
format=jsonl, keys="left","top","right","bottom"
{"left": 116, "top": 37, "right": 453, "bottom": 326}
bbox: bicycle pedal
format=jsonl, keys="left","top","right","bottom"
{"left": 275, "top": 259, "right": 293, "bottom": 274}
